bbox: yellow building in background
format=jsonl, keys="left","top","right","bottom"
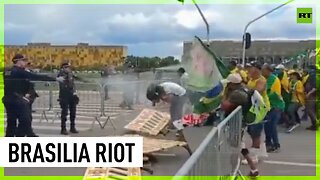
{"left": 4, "top": 43, "right": 128, "bottom": 69}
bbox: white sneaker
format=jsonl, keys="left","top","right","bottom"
{"left": 286, "top": 123, "right": 300, "bottom": 133}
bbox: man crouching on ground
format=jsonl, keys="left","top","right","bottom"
{"left": 146, "top": 82, "right": 187, "bottom": 134}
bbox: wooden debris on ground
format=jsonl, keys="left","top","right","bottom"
{"left": 123, "top": 134, "right": 187, "bottom": 154}
{"left": 124, "top": 109, "right": 170, "bottom": 136}
{"left": 83, "top": 167, "right": 141, "bottom": 180}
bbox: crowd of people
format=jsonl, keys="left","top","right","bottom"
{"left": 146, "top": 59, "right": 317, "bottom": 176}
{"left": 229, "top": 60, "right": 317, "bottom": 133}
{"left": 213, "top": 60, "right": 317, "bottom": 176}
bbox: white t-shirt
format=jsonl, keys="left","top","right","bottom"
{"left": 160, "top": 82, "right": 186, "bottom": 96}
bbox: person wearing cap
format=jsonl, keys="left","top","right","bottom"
{"left": 274, "top": 64, "right": 290, "bottom": 124}
{"left": 285, "top": 70, "right": 305, "bottom": 133}
{"left": 261, "top": 64, "right": 285, "bottom": 152}
{"left": 246, "top": 61, "right": 270, "bottom": 162}
{"left": 57, "top": 62, "right": 80, "bottom": 135}
{"left": 304, "top": 65, "right": 317, "bottom": 130}
{"left": 274, "top": 64, "right": 290, "bottom": 100}
{"left": 222, "top": 73, "right": 244, "bottom": 101}
{"left": 221, "top": 73, "right": 249, "bottom": 118}
{"left": 220, "top": 73, "right": 259, "bottom": 177}
{"left": 3, "top": 54, "right": 57, "bottom": 137}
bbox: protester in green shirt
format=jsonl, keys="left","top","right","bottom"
{"left": 262, "top": 64, "right": 285, "bottom": 152}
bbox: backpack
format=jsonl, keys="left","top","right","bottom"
{"left": 241, "top": 88, "right": 268, "bottom": 125}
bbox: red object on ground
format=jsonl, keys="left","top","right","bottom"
{"left": 183, "top": 113, "right": 209, "bottom": 126}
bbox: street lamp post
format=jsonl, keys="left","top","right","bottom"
{"left": 241, "top": 0, "right": 295, "bottom": 66}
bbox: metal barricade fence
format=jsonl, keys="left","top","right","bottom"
{"left": 31, "top": 81, "right": 54, "bottom": 122}
{"left": 30, "top": 78, "right": 178, "bottom": 128}
{"left": 173, "top": 106, "right": 243, "bottom": 179}
{"left": 101, "top": 78, "right": 176, "bottom": 108}
{"left": 216, "top": 106, "right": 243, "bottom": 177}
{"left": 32, "top": 81, "right": 103, "bottom": 123}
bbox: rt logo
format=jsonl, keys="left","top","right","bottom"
{"left": 297, "top": 8, "right": 312, "bottom": 24}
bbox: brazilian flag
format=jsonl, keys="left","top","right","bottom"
{"left": 184, "top": 36, "right": 230, "bottom": 114}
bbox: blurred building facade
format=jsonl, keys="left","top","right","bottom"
{"left": 4, "top": 43, "right": 128, "bottom": 69}
{"left": 182, "top": 39, "right": 316, "bottom": 65}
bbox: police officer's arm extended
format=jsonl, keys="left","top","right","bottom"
{"left": 21, "top": 70, "right": 56, "bottom": 82}
{"left": 73, "top": 74, "right": 90, "bottom": 83}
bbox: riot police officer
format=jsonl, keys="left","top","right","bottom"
{"left": 3, "top": 54, "right": 57, "bottom": 137}
{"left": 57, "top": 62, "right": 79, "bottom": 135}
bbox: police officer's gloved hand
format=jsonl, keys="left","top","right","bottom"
{"left": 73, "top": 93, "right": 80, "bottom": 105}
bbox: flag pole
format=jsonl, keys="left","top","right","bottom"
{"left": 192, "top": 0, "right": 210, "bottom": 46}
{"left": 241, "top": 0, "right": 295, "bottom": 66}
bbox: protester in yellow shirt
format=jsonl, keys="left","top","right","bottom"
{"left": 229, "top": 60, "right": 238, "bottom": 74}
{"left": 286, "top": 70, "right": 305, "bottom": 133}
{"left": 246, "top": 61, "right": 270, "bottom": 162}
{"left": 237, "top": 64, "right": 248, "bottom": 83}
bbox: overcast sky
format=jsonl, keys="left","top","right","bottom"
{"left": 5, "top": 3, "right": 316, "bottom": 59}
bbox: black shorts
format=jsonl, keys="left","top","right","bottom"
{"left": 247, "top": 123, "right": 263, "bottom": 138}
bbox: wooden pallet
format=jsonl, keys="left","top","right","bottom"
{"left": 123, "top": 134, "right": 187, "bottom": 154}
{"left": 83, "top": 167, "right": 141, "bottom": 180}
{"left": 124, "top": 109, "right": 170, "bottom": 136}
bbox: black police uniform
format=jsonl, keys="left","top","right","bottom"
{"left": 57, "top": 68, "right": 79, "bottom": 134}
{"left": 3, "top": 66, "right": 55, "bottom": 137}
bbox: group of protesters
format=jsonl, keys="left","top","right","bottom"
{"left": 229, "top": 60, "right": 317, "bottom": 132}
{"left": 146, "top": 59, "right": 317, "bottom": 177}
{"left": 225, "top": 60, "right": 317, "bottom": 173}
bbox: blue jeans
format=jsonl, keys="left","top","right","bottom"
{"left": 264, "top": 108, "right": 282, "bottom": 147}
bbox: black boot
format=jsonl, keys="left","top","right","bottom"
{"left": 61, "top": 128, "right": 69, "bottom": 135}
{"left": 70, "top": 127, "right": 79, "bottom": 134}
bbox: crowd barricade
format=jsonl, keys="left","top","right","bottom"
{"left": 30, "top": 77, "right": 180, "bottom": 130}
{"left": 31, "top": 81, "right": 53, "bottom": 123}
{"left": 173, "top": 106, "right": 243, "bottom": 179}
